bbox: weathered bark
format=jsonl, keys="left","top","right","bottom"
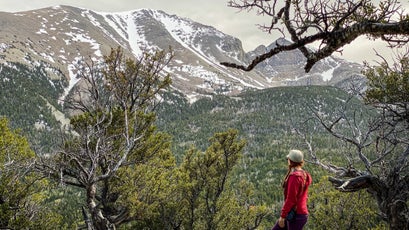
{"left": 329, "top": 167, "right": 409, "bottom": 229}
{"left": 86, "top": 184, "right": 116, "bottom": 230}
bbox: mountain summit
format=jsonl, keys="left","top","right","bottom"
{"left": 0, "top": 5, "right": 363, "bottom": 102}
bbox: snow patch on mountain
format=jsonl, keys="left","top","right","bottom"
{"left": 64, "top": 31, "right": 102, "bottom": 57}
{"left": 126, "top": 12, "right": 145, "bottom": 56}
{"left": 153, "top": 11, "right": 212, "bottom": 63}
{"left": 36, "top": 28, "right": 48, "bottom": 35}
{"left": 100, "top": 10, "right": 153, "bottom": 57}
{"left": 321, "top": 64, "right": 340, "bottom": 81}
{"left": 40, "top": 52, "right": 55, "bottom": 63}
{"left": 59, "top": 57, "right": 82, "bottom": 104}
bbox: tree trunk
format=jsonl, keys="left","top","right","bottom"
{"left": 387, "top": 201, "right": 409, "bottom": 230}
{"left": 329, "top": 175, "right": 408, "bottom": 229}
{"left": 87, "top": 184, "right": 115, "bottom": 230}
{"left": 377, "top": 177, "right": 409, "bottom": 230}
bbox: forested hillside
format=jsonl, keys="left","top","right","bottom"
{"left": 0, "top": 62, "right": 66, "bottom": 151}
{"left": 155, "top": 86, "right": 385, "bottom": 228}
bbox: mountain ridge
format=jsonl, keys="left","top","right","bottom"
{"left": 0, "top": 5, "right": 364, "bottom": 103}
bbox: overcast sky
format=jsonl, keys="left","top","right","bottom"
{"left": 1, "top": 0, "right": 407, "bottom": 64}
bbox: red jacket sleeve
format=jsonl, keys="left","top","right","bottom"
{"left": 280, "top": 174, "right": 303, "bottom": 218}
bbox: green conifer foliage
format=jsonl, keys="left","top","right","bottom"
{"left": 0, "top": 117, "right": 62, "bottom": 228}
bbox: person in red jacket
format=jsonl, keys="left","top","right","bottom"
{"left": 272, "top": 149, "right": 312, "bottom": 230}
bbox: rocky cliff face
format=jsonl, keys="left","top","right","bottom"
{"left": 0, "top": 5, "right": 364, "bottom": 103}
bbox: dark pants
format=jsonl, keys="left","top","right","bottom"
{"left": 271, "top": 214, "right": 308, "bottom": 230}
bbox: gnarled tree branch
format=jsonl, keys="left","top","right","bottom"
{"left": 223, "top": 0, "right": 409, "bottom": 72}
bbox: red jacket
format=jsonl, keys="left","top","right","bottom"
{"left": 280, "top": 170, "right": 312, "bottom": 218}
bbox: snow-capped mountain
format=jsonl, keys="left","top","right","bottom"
{"left": 0, "top": 5, "right": 363, "bottom": 103}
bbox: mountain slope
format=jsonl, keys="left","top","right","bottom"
{"left": 248, "top": 38, "right": 365, "bottom": 89}
{"left": 0, "top": 5, "right": 366, "bottom": 147}
{"left": 0, "top": 6, "right": 364, "bottom": 101}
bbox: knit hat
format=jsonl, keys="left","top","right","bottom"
{"left": 287, "top": 149, "right": 304, "bottom": 163}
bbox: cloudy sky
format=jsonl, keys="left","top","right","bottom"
{"left": 1, "top": 0, "right": 407, "bottom": 64}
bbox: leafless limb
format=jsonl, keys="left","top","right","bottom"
{"left": 223, "top": 0, "right": 409, "bottom": 72}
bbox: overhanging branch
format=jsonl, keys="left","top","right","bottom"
{"left": 221, "top": 20, "right": 409, "bottom": 72}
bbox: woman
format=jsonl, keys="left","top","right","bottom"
{"left": 272, "top": 149, "right": 312, "bottom": 230}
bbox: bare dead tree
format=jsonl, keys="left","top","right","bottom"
{"left": 295, "top": 92, "right": 408, "bottom": 229}
{"left": 221, "top": 0, "right": 409, "bottom": 72}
